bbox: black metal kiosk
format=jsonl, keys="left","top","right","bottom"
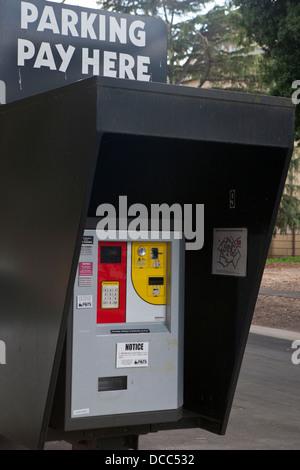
{"left": 0, "top": 77, "right": 295, "bottom": 449}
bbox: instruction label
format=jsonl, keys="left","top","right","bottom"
{"left": 78, "top": 262, "right": 93, "bottom": 287}
{"left": 79, "top": 261, "right": 93, "bottom": 276}
{"left": 116, "top": 342, "right": 149, "bottom": 368}
{"left": 77, "top": 295, "right": 93, "bottom": 309}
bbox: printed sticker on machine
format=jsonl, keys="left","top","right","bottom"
{"left": 116, "top": 342, "right": 149, "bottom": 368}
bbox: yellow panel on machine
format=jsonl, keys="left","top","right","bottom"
{"left": 131, "top": 242, "right": 167, "bottom": 305}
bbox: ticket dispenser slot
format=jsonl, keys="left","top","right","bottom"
{"left": 69, "top": 229, "right": 184, "bottom": 429}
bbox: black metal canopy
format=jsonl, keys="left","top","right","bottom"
{"left": 0, "top": 77, "right": 295, "bottom": 449}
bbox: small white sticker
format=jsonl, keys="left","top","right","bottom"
{"left": 73, "top": 408, "right": 90, "bottom": 416}
{"left": 212, "top": 228, "right": 247, "bottom": 277}
{"left": 0, "top": 81, "right": 6, "bottom": 105}
{"left": 77, "top": 295, "right": 93, "bottom": 309}
{"left": 0, "top": 340, "right": 6, "bottom": 365}
{"left": 116, "top": 342, "right": 149, "bottom": 368}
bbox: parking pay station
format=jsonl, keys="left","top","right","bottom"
{"left": 0, "top": 1, "right": 296, "bottom": 451}
{"left": 68, "top": 228, "right": 184, "bottom": 427}
{"left": 0, "top": 77, "right": 294, "bottom": 449}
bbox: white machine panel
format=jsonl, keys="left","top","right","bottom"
{"left": 68, "top": 230, "right": 185, "bottom": 426}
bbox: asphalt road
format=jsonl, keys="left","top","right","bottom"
{"left": 1, "top": 328, "right": 299, "bottom": 450}
{"left": 139, "top": 329, "right": 300, "bottom": 450}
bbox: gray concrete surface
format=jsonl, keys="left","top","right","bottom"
{"left": 0, "top": 326, "right": 299, "bottom": 450}
{"left": 139, "top": 328, "right": 300, "bottom": 450}
{"left": 259, "top": 288, "right": 300, "bottom": 299}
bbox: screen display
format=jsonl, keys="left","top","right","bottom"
{"left": 100, "top": 246, "right": 122, "bottom": 264}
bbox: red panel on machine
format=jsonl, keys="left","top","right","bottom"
{"left": 97, "top": 242, "right": 127, "bottom": 324}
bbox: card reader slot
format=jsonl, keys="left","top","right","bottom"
{"left": 148, "top": 277, "right": 164, "bottom": 286}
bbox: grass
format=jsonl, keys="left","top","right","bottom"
{"left": 266, "top": 256, "right": 300, "bottom": 263}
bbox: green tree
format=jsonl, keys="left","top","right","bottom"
{"left": 275, "top": 150, "right": 300, "bottom": 255}
{"left": 97, "top": 0, "right": 209, "bottom": 84}
{"left": 232, "top": 0, "right": 300, "bottom": 241}
{"left": 232, "top": 0, "right": 300, "bottom": 139}
{"left": 97, "top": 0, "right": 266, "bottom": 90}
{"left": 189, "top": 5, "right": 267, "bottom": 92}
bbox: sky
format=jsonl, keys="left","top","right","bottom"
{"left": 48, "top": 0, "right": 226, "bottom": 12}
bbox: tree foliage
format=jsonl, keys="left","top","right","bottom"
{"left": 232, "top": 1, "right": 300, "bottom": 236}
{"left": 97, "top": 0, "right": 266, "bottom": 91}
{"left": 276, "top": 149, "right": 300, "bottom": 234}
{"left": 190, "top": 6, "right": 266, "bottom": 92}
{"left": 97, "top": 0, "right": 208, "bottom": 84}
{"left": 98, "top": 0, "right": 203, "bottom": 17}
{"left": 232, "top": 0, "right": 300, "bottom": 139}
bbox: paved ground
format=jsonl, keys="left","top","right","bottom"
{"left": 45, "top": 327, "right": 300, "bottom": 450}
{"left": 138, "top": 330, "right": 300, "bottom": 451}
{"left": 259, "top": 288, "right": 300, "bottom": 299}
{"left": 1, "top": 264, "right": 299, "bottom": 451}
{"left": 253, "top": 263, "right": 300, "bottom": 333}
{"left": 0, "top": 326, "right": 299, "bottom": 451}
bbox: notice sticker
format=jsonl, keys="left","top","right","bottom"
{"left": 116, "top": 342, "right": 149, "bottom": 368}
{"left": 212, "top": 228, "right": 248, "bottom": 277}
